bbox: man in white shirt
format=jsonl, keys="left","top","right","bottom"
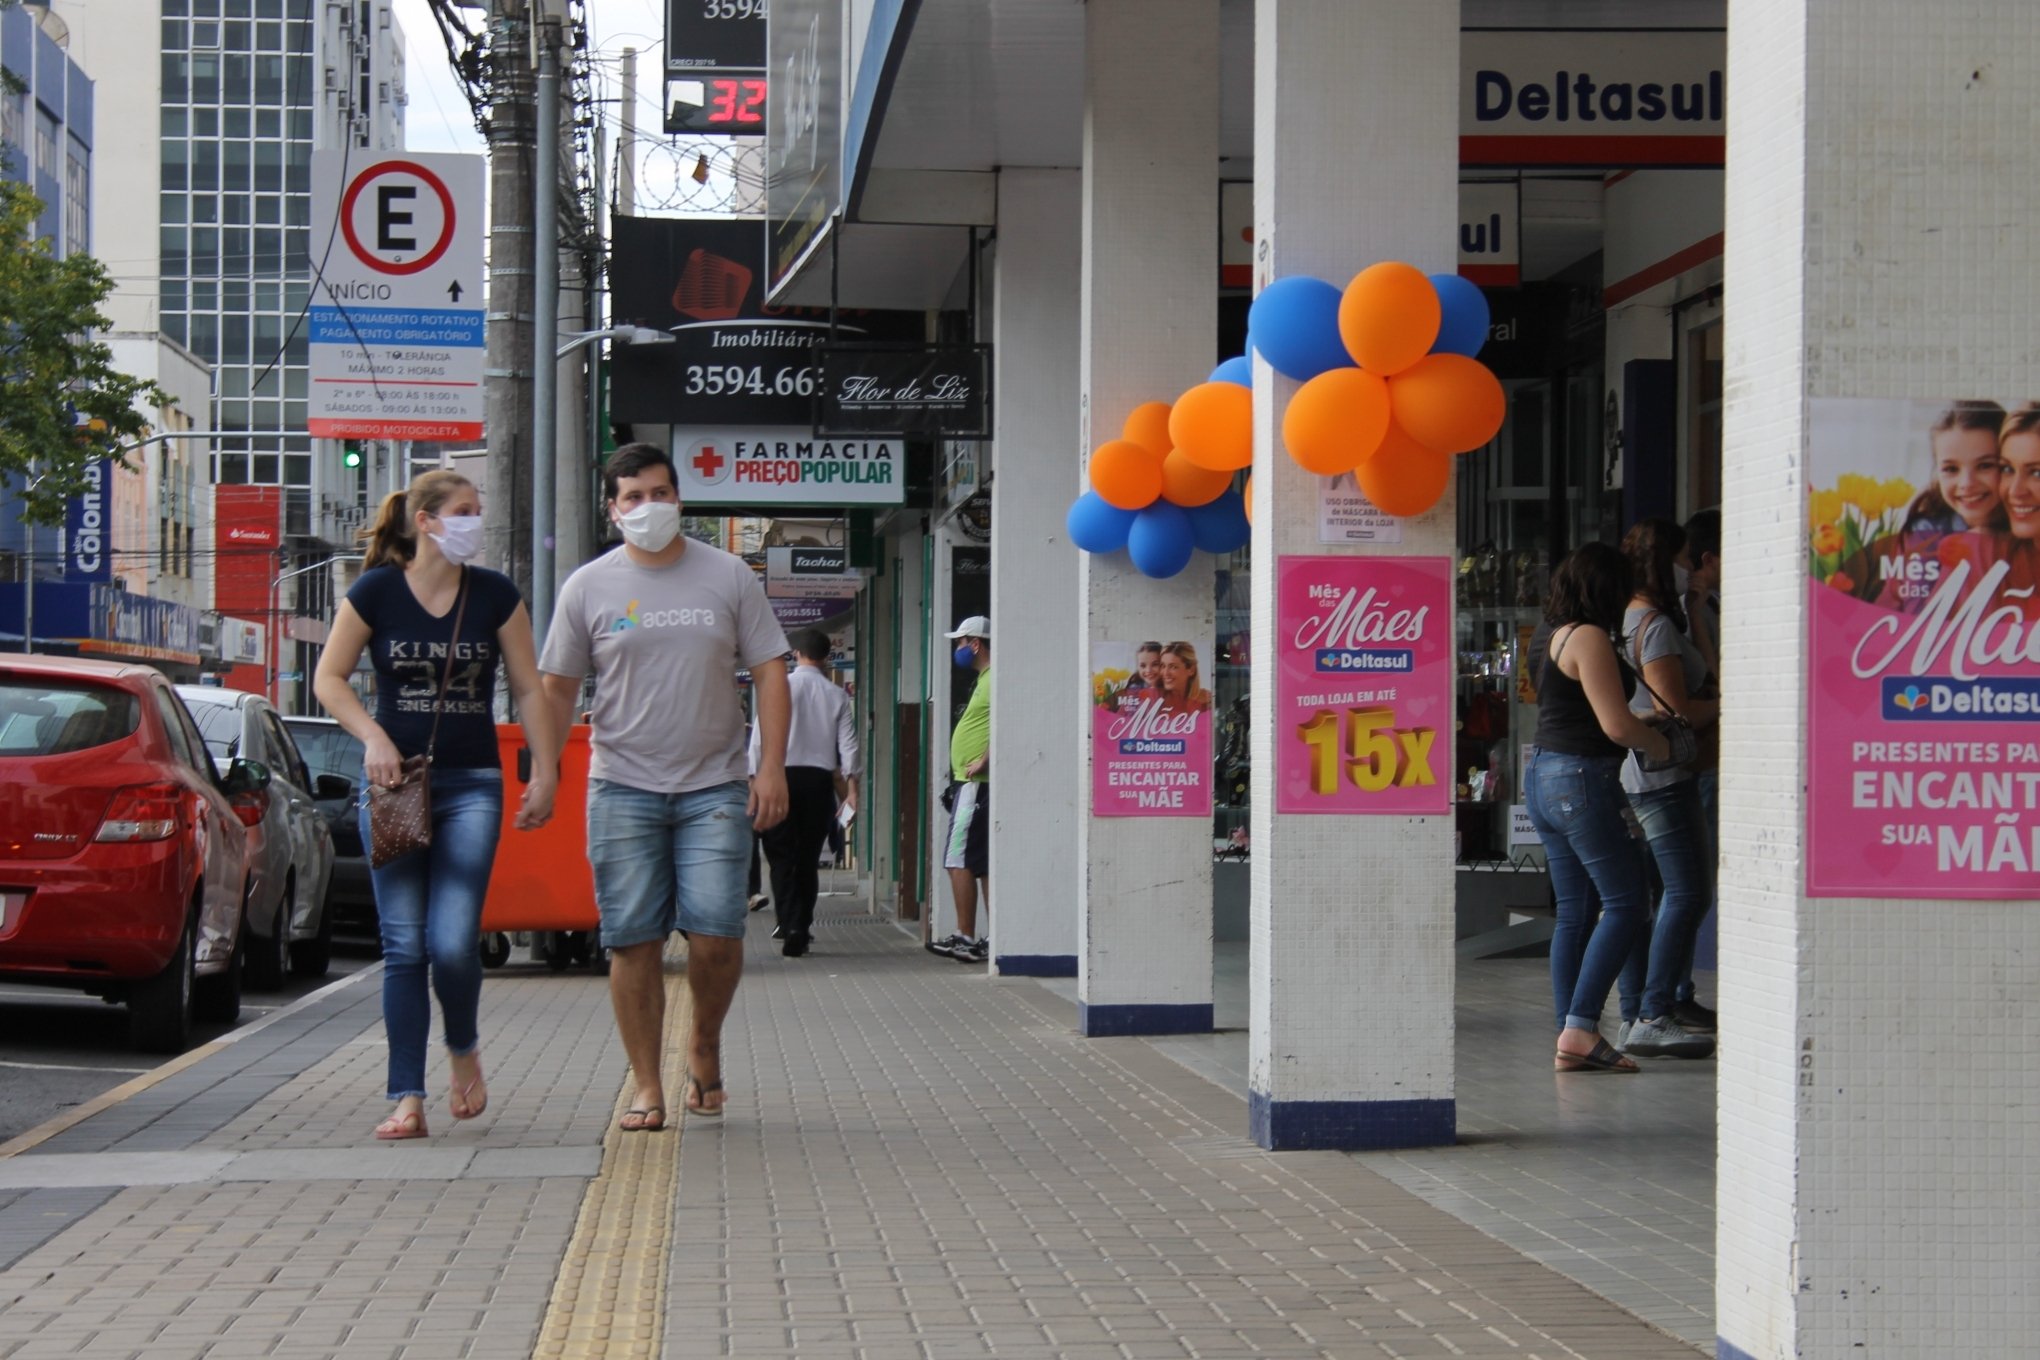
{"left": 750, "top": 628, "right": 858, "bottom": 957}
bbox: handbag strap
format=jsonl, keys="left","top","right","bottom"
{"left": 422, "top": 568, "right": 470, "bottom": 764}
{"left": 1620, "top": 609, "right": 1680, "bottom": 718}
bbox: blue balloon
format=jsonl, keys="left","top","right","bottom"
{"left": 1127, "top": 502, "right": 1196, "bottom": 579}
{"left": 1209, "top": 355, "right": 1252, "bottom": 388}
{"left": 1066, "top": 492, "right": 1136, "bottom": 554}
{"left": 1247, "top": 277, "right": 1351, "bottom": 381}
{"left": 1429, "top": 273, "right": 1491, "bottom": 358}
{"left": 1187, "top": 488, "right": 1250, "bottom": 555}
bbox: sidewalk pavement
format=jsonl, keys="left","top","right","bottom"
{"left": 0, "top": 901, "right": 1703, "bottom": 1359}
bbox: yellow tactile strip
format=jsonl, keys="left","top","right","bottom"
{"left": 534, "top": 945, "right": 691, "bottom": 1359}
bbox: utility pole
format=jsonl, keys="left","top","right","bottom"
{"left": 531, "top": 19, "right": 561, "bottom": 640}
{"left": 484, "top": 0, "right": 536, "bottom": 595}
{"left": 617, "top": 47, "right": 637, "bottom": 217}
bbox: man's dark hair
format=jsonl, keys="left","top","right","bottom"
{"left": 790, "top": 628, "right": 831, "bottom": 663}
{"left": 1683, "top": 507, "right": 1721, "bottom": 564}
{"left": 604, "top": 442, "right": 678, "bottom": 502}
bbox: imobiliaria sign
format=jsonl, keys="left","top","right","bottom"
{"left": 1806, "top": 397, "right": 2040, "bottom": 898}
{"left": 1089, "top": 638, "right": 1213, "bottom": 818}
{"left": 1275, "top": 556, "right": 1452, "bottom": 815}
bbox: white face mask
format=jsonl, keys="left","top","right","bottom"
{"left": 428, "top": 514, "right": 485, "bottom": 565}
{"left": 615, "top": 500, "right": 682, "bottom": 552}
{"left": 1673, "top": 562, "right": 1692, "bottom": 597}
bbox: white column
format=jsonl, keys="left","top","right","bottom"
{"left": 1246, "top": 0, "right": 1459, "bottom": 1149}
{"left": 1075, "top": 0, "right": 1218, "bottom": 1036}
{"left": 1718, "top": 4, "right": 2040, "bottom": 1356}
{"left": 990, "top": 169, "right": 1083, "bottom": 976}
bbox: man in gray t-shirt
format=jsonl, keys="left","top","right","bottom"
{"left": 539, "top": 443, "right": 790, "bottom": 1128}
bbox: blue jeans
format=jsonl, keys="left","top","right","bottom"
{"left": 1627, "top": 779, "right": 1713, "bottom": 1020}
{"left": 362, "top": 767, "right": 503, "bottom": 1100}
{"left": 1525, "top": 748, "right": 1652, "bottom": 1034}
{"left": 586, "top": 778, "right": 752, "bottom": 947}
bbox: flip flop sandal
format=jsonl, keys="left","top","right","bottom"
{"left": 375, "top": 1109, "right": 429, "bottom": 1140}
{"left": 1554, "top": 1038, "right": 1638, "bottom": 1073}
{"left": 618, "top": 1106, "right": 667, "bottom": 1133}
{"left": 683, "top": 1073, "right": 725, "bottom": 1118}
{"left": 450, "top": 1062, "right": 488, "bottom": 1122}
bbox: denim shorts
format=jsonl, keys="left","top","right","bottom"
{"left": 586, "top": 777, "right": 751, "bottom": 948}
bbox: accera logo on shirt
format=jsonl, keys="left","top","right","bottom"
{"left": 611, "top": 599, "right": 719, "bottom": 632}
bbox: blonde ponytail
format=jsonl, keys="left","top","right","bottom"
{"left": 357, "top": 470, "right": 475, "bottom": 570}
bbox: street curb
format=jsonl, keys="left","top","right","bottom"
{"left": 0, "top": 963, "right": 383, "bottom": 1160}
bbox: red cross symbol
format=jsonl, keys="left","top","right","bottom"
{"left": 692, "top": 444, "right": 726, "bottom": 480}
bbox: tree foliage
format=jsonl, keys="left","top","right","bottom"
{"left": 0, "top": 176, "right": 170, "bottom": 525}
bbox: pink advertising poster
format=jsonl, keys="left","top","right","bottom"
{"left": 1090, "top": 638, "right": 1214, "bottom": 818}
{"left": 1275, "top": 555, "right": 1453, "bottom": 815}
{"left": 1807, "top": 397, "right": 2040, "bottom": 898}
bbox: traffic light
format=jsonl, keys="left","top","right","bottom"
{"left": 342, "top": 441, "right": 363, "bottom": 469}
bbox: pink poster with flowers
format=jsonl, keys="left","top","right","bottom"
{"left": 1807, "top": 397, "right": 2040, "bottom": 898}
{"left": 1275, "top": 555, "right": 1452, "bottom": 815}
{"left": 1090, "top": 638, "right": 1214, "bottom": 817}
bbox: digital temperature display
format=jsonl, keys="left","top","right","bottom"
{"left": 666, "top": 74, "right": 769, "bottom": 136}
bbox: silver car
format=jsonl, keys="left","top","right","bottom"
{"left": 175, "top": 686, "right": 338, "bottom": 986}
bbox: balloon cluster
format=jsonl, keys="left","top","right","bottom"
{"left": 1064, "top": 364, "right": 1253, "bottom": 579}
{"left": 1248, "top": 263, "right": 1502, "bottom": 517}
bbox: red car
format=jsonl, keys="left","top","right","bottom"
{"left": 0, "top": 657, "right": 271, "bottom": 1053}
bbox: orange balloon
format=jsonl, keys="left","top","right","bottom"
{"left": 1355, "top": 422, "right": 1451, "bottom": 518}
{"left": 1244, "top": 473, "right": 1254, "bottom": 526}
{"left": 1122, "top": 401, "right": 1174, "bottom": 457}
{"left": 1338, "top": 261, "right": 1442, "bottom": 375}
{"left": 1168, "top": 381, "right": 1254, "bottom": 472}
{"left": 1160, "top": 450, "right": 1231, "bottom": 507}
{"left": 1281, "top": 368, "right": 1390, "bottom": 476}
{"left": 1088, "top": 439, "right": 1164, "bottom": 510}
{"left": 1388, "top": 353, "right": 1506, "bottom": 453}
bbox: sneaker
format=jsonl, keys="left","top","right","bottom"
{"left": 1615, "top": 1020, "right": 1633, "bottom": 1051}
{"left": 926, "top": 933, "right": 968, "bottom": 959}
{"left": 953, "top": 937, "right": 988, "bottom": 964}
{"left": 770, "top": 924, "right": 787, "bottom": 940}
{"left": 747, "top": 894, "right": 770, "bottom": 913}
{"left": 1671, "top": 999, "right": 1718, "bottom": 1032}
{"left": 1623, "top": 1016, "right": 1716, "bottom": 1059}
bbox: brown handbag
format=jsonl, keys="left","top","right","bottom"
{"left": 365, "top": 571, "right": 470, "bottom": 869}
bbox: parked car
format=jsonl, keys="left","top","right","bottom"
{"left": 175, "top": 687, "right": 338, "bottom": 984}
{"left": 0, "top": 657, "right": 270, "bottom": 1053}
{"left": 279, "top": 714, "right": 377, "bottom": 946}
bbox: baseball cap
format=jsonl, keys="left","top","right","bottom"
{"left": 944, "top": 615, "right": 991, "bottom": 639}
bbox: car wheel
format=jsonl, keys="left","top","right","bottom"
{"left": 130, "top": 910, "right": 196, "bottom": 1054}
{"left": 195, "top": 894, "right": 247, "bottom": 1025}
{"left": 478, "top": 932, "right": 512, "bottom": 969}
{"left": 247, "top": 873, "right": 293, "bottom": 990}
{"left": 290, "top": 885, "right": 334, "bottom": 979}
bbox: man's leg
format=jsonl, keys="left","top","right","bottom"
{"left": 608, "top": 940, "right": 668, "bottom": 1117}
{"left": 762, "top": 813, "right": 799, "bottom": 937}
{"left": 784, "top": 768, "right": 835, "bottom": 945}
{"left": 673, "top": 780, "right": 755, "bottom": 1115}
{"left": 949, "top": 866, "right": 980, "bottom": 939}
{"left": 587, "top": 779, "right": 679, "bottom": 1127}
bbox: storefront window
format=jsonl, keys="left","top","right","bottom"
{"left": 1685, "top": 317, "right": 1723, "bottom": 513}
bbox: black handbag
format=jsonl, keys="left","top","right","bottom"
{"left": 364, "top": 571, "right": 469, "bottom": 868}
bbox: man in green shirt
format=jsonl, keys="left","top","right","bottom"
{"left": 930, "top": 616, "right": 991, "bottom": 963}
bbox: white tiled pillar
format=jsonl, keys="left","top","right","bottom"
{"left": 1245, "top": 0, "right": 1458, "bottom": 1150}
{"left": 1075, "top": 0, "right": 1219, "bottom": 1036}
{"left": 990, "top": 168, "right": 1083, "bottom": 978}
{"left": 1719, "top": 4, "right": 2040, "bottom": 1355}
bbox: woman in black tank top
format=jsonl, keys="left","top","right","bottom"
{"left": 1523, "top": 543, "right": 1671, "bottom": 1074}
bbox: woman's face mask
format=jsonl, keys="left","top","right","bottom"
{"left": 429, "top": 514, "right": 485, "bottom": 565}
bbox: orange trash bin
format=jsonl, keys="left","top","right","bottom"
{"left": 481, "top": 723, "right": 600, "bottom": 933}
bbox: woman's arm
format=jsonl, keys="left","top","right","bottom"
{"left": 312, "top": 601, "right": 404, "bottom": 787}
{"left": 1562, "top": 627, "right": 1673, "bottom": 760}
{"left": 496, "top": 602, "right": 558, "bottom": 830}
{"left": 1641, "top": 650, "right": 1719, "bottom": 729}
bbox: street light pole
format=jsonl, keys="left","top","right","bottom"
{"left": 267, "top": 554, "right": 361, "bottom": 708}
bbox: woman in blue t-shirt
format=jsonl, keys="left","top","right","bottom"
{"left": 313, "top": 470, "right": 558, "bottom": 1141}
